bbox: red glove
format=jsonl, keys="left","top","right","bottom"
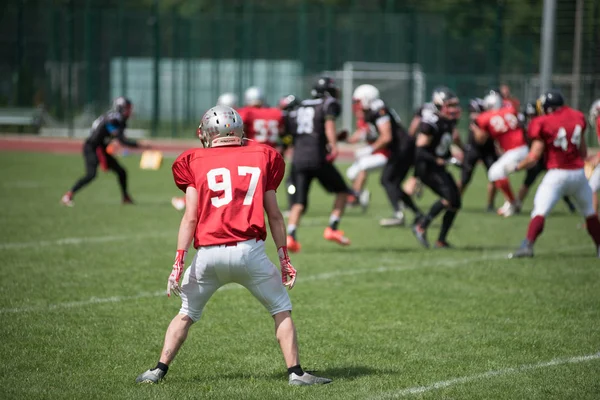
{"left": 167, "top": 250, "right": 187, "bottom": 297}
{"left": 278, "top": 246, "right": 297, "bottom": 289}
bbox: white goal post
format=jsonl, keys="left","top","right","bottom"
{"left": 321, "top": 61, "right": 426, "bottom": 131}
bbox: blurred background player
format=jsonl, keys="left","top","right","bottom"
{"left": 472, "top": 90, "right": 528, "bottom": 217}
{"left": 458, "top": 97, "right": 498, "bottom": 212}
{"left": 286, "top": 76, "right": 351, "bottom": 252}
{"left": 515, "top": 101, "right": 576, "bottom": 213}
{"left": 499, "top": 84, "right": 521, "bottom": 111}
{"left": 171, "top": 92, "right": 241, "bottom": 211}
{"left": 61, "top": 96, "right": 144, "bottom": 207}
{"left": 137, "top": 105, "right": 331, "bottom": 386}
{"left": 238, "top": 86, "right": 285, "bottom": 151}
{"left": 509, "top": 90, "right": 600, "bottom": 258}
{"left": 352, "top": 84, "right": 424, "bottom": 226}
{"left": 412, "top": 87, "right": 463, "bottom": 248}
{"left": 587, "top": 99, "right": 600, "bottom": 212}
{"left": 278, "top": 94, "right": 300, "bottom": 214}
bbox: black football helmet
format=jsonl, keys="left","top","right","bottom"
{"left": 537, "top": 89, "right": 564, "bottom": 115}
{"left": 278, "top": 94, "right": 299, "bottom": 111}
{"left": 431, "top": 86, "right": 458, "bottom": 110}
{"left": 113, "top": 96, "right": 133, "bottom": 116}
{"left": 311, "top": 76, "right": 339, "bottom": 98}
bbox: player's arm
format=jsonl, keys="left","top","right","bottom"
{"left": 369, "top": 117, "right": 392, "bottom": 152}
{"left": 452, "top": 127, "right": 465, "bottom": 151}
{"left": 167, "top": 186, "right": 198, "bottom": 297}
{"left": 346, "top": 128, "right": 366, "bottom": 144}
{"left": 408, "top": 115, "right": 421, "bottom": 137}
{"left": 470, "top": 122, "right": 489, "bottom": 145}
{"left": 324, "top": 101, "right": 341, "bottom": 160}
{"left": 264, "top": 190, "right": 296, "bottom": 289}
{"left": 415, "top": 132, "right": 445, "bottom": 166}
{"left": 516, "top": 139, "right": 544, "bottom": 171}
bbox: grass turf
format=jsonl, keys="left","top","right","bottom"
{"left": 0, "top": 151, "right": 598, "bottom": 399}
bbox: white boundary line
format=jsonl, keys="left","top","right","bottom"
{"left": 0, "top": 245, "right": 590, "bottom": 315}
{"left": 0, "top": 232, "right": 173, "bottom": 250}
{"left": 373, "top": 352, "right": 600, "bottom": 399}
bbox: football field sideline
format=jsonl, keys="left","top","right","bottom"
{"left": 0, "top": 244, "right": 589, "bottom": 315}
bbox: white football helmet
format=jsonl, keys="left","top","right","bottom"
{"left": 352, "top": 84, "right": 380, "bottom": 109}
{"left": 217, "top": 92, "right": 238, "bottom": 109}
{"left": 197, "top": 105, "right": 244, "bottom": 148}
{"left": 483, "top": 91, "right": 503, "bottom": 111}
{"left": 244, "top": 86, "right": 264, "bottom": 106}
{"left": 590, "top": 99, "right": 600, "bottom": 126}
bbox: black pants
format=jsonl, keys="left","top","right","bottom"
{"left": 418, "top": 163, "right": 462, "bottom": 210}
{"left": 291, "top": 162, "right": 349, "bottom": 210}
{"left": 461, "top": 142, "right": 498, "bottom": 187}
{"left": 381, "top": 146, "right": 415, "bottom": 213}
{"left": 71, "top": 143, "right": 128, "bottom": 198}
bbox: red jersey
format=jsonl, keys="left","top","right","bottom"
{"left": 356, "top": 116, "right": 391, "bottom": 158}
{"left": 476, "top": 107, "right": 526, "bottom": 152}
{"left": 237, "top": 106, "right": 284, "bottom": 147}
{"left": 595, "top": 116, "right": 600, "bottom": 143}
{"left": 528, "top": 106, "right": 587, "bottom": 170}
{"left": 172, "top": 144, "right": 285, "bottom": 247}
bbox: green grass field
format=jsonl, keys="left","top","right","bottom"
{"left": 1, "top": 151, "right": 599, "bottom": 400}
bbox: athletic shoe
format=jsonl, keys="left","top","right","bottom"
{"left": 287, "top": 235, "right": 301, "bottom": 253}
{"left": 359, "top": 190, "right": 371, "bottom": 213}
{"left": 171, "top": 196, "right": 186, "bottom": 211}
{"left": 434, "top": 240, "right": 453, "bottom": 249}
{"left": 289, "top": 372, "right": 332, "bottom": 386}
{"left": 60, "top": 192, "right": 74, "bottom": 207}
{"left": 135, "top": 368, "right": 165, "bottom": 384}
{"left": 502, "top": 202, "right": 517, "bottom": 217}
{"left": 123, "top": 195, "right": 135, "bottom": 205}
{"left": 508, "top": 240, "right": 534, "bottom": 258}
{"left": 323, "top": 227, "right": 350, "bottom": 246}
{"left": 379, "top": 211, "right": 405, "bottom": 227}
{"left": 497, "top": 201, "right": 511, "bottom": 216}
{"left": 412, "top": 224, "right": 430, "bottom": 248}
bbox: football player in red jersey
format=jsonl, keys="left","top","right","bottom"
{"left": 587, "top": 99, "right": 600, "bottom": 212}
{"left": 472, "top": 91, "right": 529, "bottom": 217}
{"left": 508, "top": 90, "right": 600, "bottom": 258}
{"left": 136, "top": 105, "right": 332, "bottom": 386}
{"left": 237, "top": 86, "right": 285, "bottom": 151}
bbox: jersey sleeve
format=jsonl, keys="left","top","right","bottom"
{"left": 172, "top": 152, "right": 196, "bottom": 193}
{"left": 369, "top": 99, "right": 390, "bottom": 126}
{"left": 418, "top": 109, "right": 439, "bottom": 135}
{"left": 324, "top": 98, "right": 341, "bottom": 120}
{"left": 527, "top": 116, "right": 543, "bottom": 141}
{"left": 265, "top": 150, "right": 286, "bottom": 192}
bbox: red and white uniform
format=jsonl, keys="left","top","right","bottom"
{"left": 237, "top": 106, "right": 284, "bottom": 147}
{"left": 476, "top": 106, "right": 529, "bottom": 181}
{"left": 172, "top": 144, "right": 291, "bottom": 321}
{"left": 589, "top": 115, "right": 600, "bottom": 192}
{"left": 527, "top": 106, "right": 594, "bottom": 217}
{"left": 346, "top": 117, "right": 389, "bottom": 180}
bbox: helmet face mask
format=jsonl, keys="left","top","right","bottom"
{"left": 197, "top": 105, "right": 245, "bottom": 148}
{"left": 432, "top": 86, "right": 460, "bottom": 119}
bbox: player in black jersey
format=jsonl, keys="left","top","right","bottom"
{"left": 61, "top": 97, "right": 145, "bottom": 207}
{"left": 412, "top": 87, "right": 462, "bottom": 248}
{"left": 286, "top": 77, "right": 351, "bottom": 252}
{"left": 352, "top": 84, "right": 424, "bottom": 226}
{"left": 278, "top": 94, "right": 300, "bottom": 212}
{"left": 458, "top": 97, "right": 499, "bottom": 212}
{"left": 514, "top": 102, "right": 576, "bottom": 213}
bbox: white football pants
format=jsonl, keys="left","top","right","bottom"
{"left": 532, "top": 168, "right": 594, "bottom": 218}
{"left": 346, "top": 153, "right": 388, "bottom": 181}
{"left": 488, "top": 145, "right": 529, "bottom": 182}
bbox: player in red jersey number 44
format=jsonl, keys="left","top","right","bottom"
{"left": 508, "top": 90, "right": 600, "bottom": 258}
{"left": 136, "top": 105, "right": 332, "bottom": 386}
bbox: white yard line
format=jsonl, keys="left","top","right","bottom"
{"left": 0, "top": 232, "right": 173, "bottom": 250}
{"left": 0, "top": 245, "right": 589, "bottom": 315}
{"left": 373, "top": 352, "right": 600, "bottom": 399}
